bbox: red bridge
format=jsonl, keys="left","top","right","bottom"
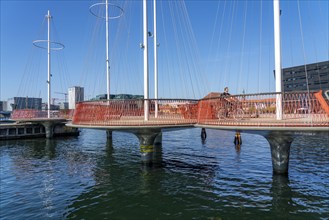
{"left": 11, "top": 90, "right": 329, "bottom": 175}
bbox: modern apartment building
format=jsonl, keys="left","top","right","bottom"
{"left": 68, "top": 86, "right": 84, "bottom": 109}
{"left": 282, "top": 61, "right": 329, "bottom": 92}
{"left": 0, "top": 101, "right": 7, "bottom": 111}
{"left": 7, "top": 97, "right": 42, "bottom": 111}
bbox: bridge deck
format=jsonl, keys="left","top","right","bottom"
{"left": 200, "top": 115, "right": 328, "bottom": 127}
{"left": 11, "top": 91, "right": 329, "bottom": 131}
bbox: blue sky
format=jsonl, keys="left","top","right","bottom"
{"left": 1, "top": 0, "right": 328, "bottom": 102}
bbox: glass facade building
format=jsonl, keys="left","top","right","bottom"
{"left": 7, "top": 97, "right": 42, "bottom": 111}
{"left": 282, "top": 61, "right": 329, "bottom": 92}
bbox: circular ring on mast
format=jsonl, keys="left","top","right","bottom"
{"left": 89, "top": 3, "right": 124, "bottom": 19}
{"left": 33, "top": 40, "right": 65, "bottom": 50}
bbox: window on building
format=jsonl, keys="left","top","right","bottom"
{"left": 18, "top": 128, "right": 24, "bottom": 135}
{"left": 0, "top": 129, "right": 7, "bottom": 135}
{"left": 8, "top": 128, "right": 16, "bottom": 135}
{"left": 26, "top": 127, "right": 33, "bottom": 134}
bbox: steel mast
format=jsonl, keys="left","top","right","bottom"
{"left": 105, "top": 0, "right": 110, "bottom": 100}
{"left": 89, "top": 0, "right": 123, "bottom": 100}
{"left": 47, "top": 10, "right": 51, "bottom": 118}
{"left": 33, "top": 11, "right": 64, "bottom": 117}
{"left": 154, "top": 0, "right": 158, "bottom": 118}
{"left": 143, "top": 0, "right": 149, "bottom": 121}
{"left": 273, "top": 0, "right": 282, "bottom": 120}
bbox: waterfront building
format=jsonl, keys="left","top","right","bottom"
{"left": 0, "top": 101, "right": 8, "bottom": 111}
{"left": 282, "top": 61, "right": 329, "bottom": 92}
{"left": 7, "top": 97, "right": 42, "bottom": 111}
{"left": 68, "top": 86, "right": 84, "bottom": 109}
{"left": 92, "top": 94, "right": 144, "bottom": 100}
{"left": 42, "top": 103, "right": 60, "bottom": 110}
{"left": 59, "top": 102, "right": 69, "bottom": 110}
{"left": 113, "top": 94, "right": 144, "bottom": 99}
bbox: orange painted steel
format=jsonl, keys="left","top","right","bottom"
{"left": 10, "top": 91, "right": 329, "bottom": 128}
{"left": 72, "top": 99, "right": 199, "bottom": 126}
{"left": 197, "top": 91, "right": 329, "bottom": 127}
{"left": 11, "top": 109, "right": 74, "bottom": 120}
{"left": 314, "top": 90, "right": 329, "bottom": 116}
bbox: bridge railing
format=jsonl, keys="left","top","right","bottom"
{"left": 197, "top": 90, "right": 329, "bottom": 126}
{"left": 10, "top": 91, "right": 328, "bottom": 127}
{"left": 72, "top": 99, "right": 199, "bottom": 126}
{"left": 10, "top": 109, "right": 75, "bottom": 120}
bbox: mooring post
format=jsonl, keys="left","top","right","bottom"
{"left": 106, "top": 130, "right": 112, "bottom": 139}
{"left": 201, "top": 128, "right": 207, "bottom": 140}
{"left": 234, "top": 131, "right": 242, "bottom": 146}
{"left": 264, "top": 132, "right": 294, "bottom": 175}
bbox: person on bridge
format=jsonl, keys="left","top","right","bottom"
{"left": 220, "top": 87, "right": 233, "bottom": 117}
{"left": 221, "top": 87, "right": 230, "bottom": 97}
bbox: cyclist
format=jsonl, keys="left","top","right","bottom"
{"left": 220, "top": 87, "right": 232, "bottom": 117}
{"left": 221, "top": 87, "right": 230, "bottom": 97}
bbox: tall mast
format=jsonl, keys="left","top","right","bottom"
{"left": 89, "top": 1, "right": 123, "bottom": 100}
{"left": 106, "top": 0, "right": 110, "bottom": 100}
{"left": 154, "top": 0, "right": 158, "bottom": 118}
{"left": 47, "top": 10, "right": 51, "bottom": 118}
{"left": 33, "top": 11, "right": 64, "bottom": 116}
{"left": 143, "top": 0, "right": 149, "bottom": 121}
{"left": 273, "top": 0, "right": 282, "bottom": 120}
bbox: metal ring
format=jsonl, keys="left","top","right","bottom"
{"left": 89, "top": 3, "right": 124, "bottom": 19}
{"left": 33, "top": 40, "right": 65, "bottom": 50}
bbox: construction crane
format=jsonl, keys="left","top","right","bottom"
{"left": 52, "top": 98, "right": 60, "bottom": 105}
{"left": 55, "top": 92, "right": 68, "bottom": 102}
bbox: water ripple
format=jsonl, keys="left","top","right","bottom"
{"left": 1, "top": 128, "right": 328, "bottom": 219}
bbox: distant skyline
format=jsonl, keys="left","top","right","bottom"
{"left": 1, "top": 0, "right": 328, "bottom": 101}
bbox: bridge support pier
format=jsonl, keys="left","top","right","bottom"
{"left": 133, "top": 129, "right": 161, "bottom": 164}
{"left": 41, "top": 122, "right": 55, "bottom": 139}
{"left": 264, "top": 132, "right": 294, "bottom": 175}
{"left": 154, "top": 132, "right": 162, "bottom": 146}
{"left": 106, "top": 130, "right": 112, "bottom": 139}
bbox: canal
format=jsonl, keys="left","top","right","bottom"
{"left": 0, "top": 128, "right": 328, "bottom": 219}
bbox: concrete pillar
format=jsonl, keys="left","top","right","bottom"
{"left": 42, "top": 122, "right": 54, "bottom": 139}
{"left": 154, "top": 132, "right": 162, "bottom": 146}
{"left": 264, "top": 132, "right": 294, "bottom": 175}
{"left": 153, "top": 138, "right": 163, "bottom": 167}
{"left": 134, "top": 129, "right": 161, "bottom": 164}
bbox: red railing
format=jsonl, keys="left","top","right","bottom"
{"left": 197, "top": 91, "right": 329, "bottom": 127}
{"left": 11, "top": 109, "right": 75, "bottom": 120}
{"left": 10, "top": 91, "right": 329, "bottom": 127}
{"left": 72, "top": 99, "right": 198, "bottom": 126}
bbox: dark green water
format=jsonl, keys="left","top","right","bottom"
{"left": 0, "top": 128, "right": 328, "bottom": 219}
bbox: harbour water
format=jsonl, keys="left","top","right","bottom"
{"left": 0, "top": 128, "right": 328, "bottom": 219}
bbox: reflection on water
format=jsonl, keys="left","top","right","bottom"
{"left": 0, "top": 128, "right": 328, "bottom": 219}
{"left": 270, "top": 175, "right": 292, "bottom": 219}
